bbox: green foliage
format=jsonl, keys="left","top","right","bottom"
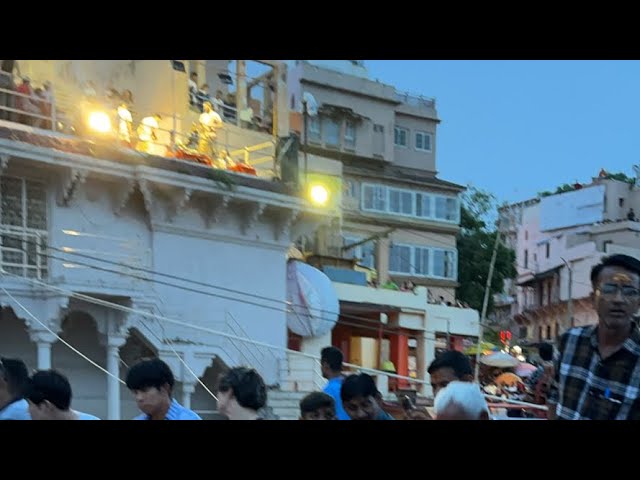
{"left": 457, "top": 186, "right": 517, "bottom": 314}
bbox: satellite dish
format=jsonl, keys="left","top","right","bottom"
{"left": 300, "top": 91, "right": 318, "bottom": 117}
{"left": 286, "top": 260, "right": 339, "bottom": 337}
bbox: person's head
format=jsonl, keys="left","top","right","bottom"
{"left": 538, "top": 342, "right": 553, "bottom": 362}
{"left": 217, "top": 367, "right": 267, "bottom": 419}
{"left": 24, "top": 370, "right": 73, "bottom": 420}
{"left": 340, "top": 373, "right": 383, "bottom": 420}
{"left": 125, "top": 358, "right": 174, "bottom": 416}
{"left": 434, "top": 381, "right": 490, "bottom": 420}
{"left": 201, "top": 83, "right": 209, "bottom": 94}
{"left": 590, "top": 254, "right": 640, "bottom": 331}
{"left": 216, "top": 90, "right": 223, "bottom": 99}
{"left": 299, "top": 391, "right": 336, "bottom": 420}
{"left": 190, "top": 72, "right": 198, "bottom": 81}
{"left": 203, "top": 101, "right": 213, "bottom": 113}
{"left": 320, "top": 346, "right": 343, "bottom": 379}
{"left": 22, "top": 76, "right": 30, "bottom": 85}
{"left": 427, "top": 350, "right": 474, "bottom": 397}
{"left": 0, "top": 357, "right": 29, "bottom": 406}
{"left": 122, "top": 89, "right": 133, "bottom": 103}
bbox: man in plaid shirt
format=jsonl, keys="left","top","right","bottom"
{"left": 548, "top": 254, "right": 640, "bottom": 420}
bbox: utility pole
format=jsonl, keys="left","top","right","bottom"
{"left": 561, "top": 257, "right": 573, "bottom": 335}
{"left": 474, "top": 227, "right": 502, "bottom": 383}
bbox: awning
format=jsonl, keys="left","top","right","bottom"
{"left": 517, "top": 266, "right": 561, "bottom": 287}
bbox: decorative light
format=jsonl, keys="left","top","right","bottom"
{"left": 88, "top": 111, "right": 112, "bottom": 133}
{"left": 309, "top": 184, "right": 329, "bottom": 206}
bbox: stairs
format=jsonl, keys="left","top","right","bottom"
{"left": 267, "top": 390, "right": 311, "bottom": 420}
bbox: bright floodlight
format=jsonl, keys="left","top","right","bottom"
{"left": 88, "top": 111, "right": 112, "bottom": 133}
{"left": 310, "top": 184, "right": 329, "bottom": 206}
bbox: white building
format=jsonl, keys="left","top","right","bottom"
{"left": 0, "top": 60, "right": 332, "bottom": 420}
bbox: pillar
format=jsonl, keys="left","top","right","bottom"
{"left": 376, "top": 237, "right": 390, "bottom": 285}
{"left": 424, "top": 334, "right": 436, "bottom": 398}
{"left": 235, "top": 61, "right": 247, "bottom": 127}
{"left": 416, "top": 332, "right": 427, "bottom": 396}
{"left": 30, "top": 331, "right": 57, "bottom": 370}
{"left": 300, "top": 332, "right": 331, "bottom": 391}
{"left": 182, "top": 381, "right": 196, "bottom": 409}
{"left": 106, "top": 335, "right": 127, "bottom": 420}
{"left": 389, "top": 330, "right": 409, "bottom": 389}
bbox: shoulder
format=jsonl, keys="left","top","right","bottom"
{"left": 179, "top": 409, "right": 202, "bottom": 420}
{"left": 0, "top": 399, "right": 31, "bottom": 420}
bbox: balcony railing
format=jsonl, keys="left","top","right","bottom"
{"left": 394, "top": 90, "right": 436, "bottom": 109}
{"left": 0, "top": 70, "right": 283, "bottom": 182}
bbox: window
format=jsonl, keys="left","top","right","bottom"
{"left": 345, "top": 180, "right": 358, "bottom": 199}
{"left": 322, "top": 117, "right": 340, "bottom": 146}
{"left": 343, "top": 235, "right": 376, "bottom": 269}
{"left": 389, "top": 243, "right": 457, "bottom": 280}
{"left": 394, "top": 126, "right": 408, "bottom": 147}
{"left": 414, "top": 247, "right": 429, "bottom": 276}
{"left": 525, "top": 230, "right": 528, "bottom": 241}
{"left": 546, "top": 325, "right": 552, "bottom": 339}
{"left": 373, "top": 124, "right": 384, "bottom": 133}
{"left": 362, "top": 184, "right": 387, "bottom": 212}
{"left": 389, "top": 188, "right": 413, "bottom": 215}
{"left": 603, "top": 239, "right": 613, "bottom": 253}
{"left": 524, "top": 249, "right": 528, "bottom": 269}
{"left": 435, "top": 196, "right": 458, "bottom": 222}
{"left": 308, "top": 117, "right": 321, "bottom": 143}
{"left": 360, "top": 183, "right": 459, "bottom": 223}
{"left": 433, "top": 249, "right": 456, "bottom": 279}
{"left": 619, "top": 198, "right": 624, "bottom": 207}
{"left": 389, "top": 244, "right": 412, "bottom": 274}
{"left": 344, "top": 120, "right": 356, "bottom": 149}
{"left": 0, "top": 176, "right": 48, "bottom": 279}
{"left": 415, "top": 193, "right": 431, "bottom": 218}
{"left": 546, "top": 242, "right": 550, "bottom": 258}
{"left": 415, "top": 131, "right": 432, "bottom": 152}
{"left": 290, "top": 94, "right": 295, "bottom": 110}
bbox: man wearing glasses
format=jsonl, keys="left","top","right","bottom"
{"left": 548, "top": 254, "right": 640, "bottom": 420}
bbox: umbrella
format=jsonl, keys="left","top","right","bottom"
{"left": 495, "top": 372, "right": 523, "bottom": 387}
{"left": 515, "top": 362, "right": 538, "bottom": 378}
{"left": 480, "top": 352, "right": 519, "bottom": 368}
{"left": 464, "top": 341, "right": 499, "bottom": 356}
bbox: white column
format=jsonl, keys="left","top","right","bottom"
{"left": 29, "top": 331, "right": 57, "bottom": 370}
{"left": 424, "top": 334, "right": 436, "bottom": 398}
{"left": 182, "top": 382, "right": 196, "bottom": 409}
{"left": 106, "top": 336, "right": 126, "bottom": 420}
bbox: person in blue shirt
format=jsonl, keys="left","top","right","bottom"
{"left": 25, "top": 370, "right": 100, "bottom": 420}
{"left": 0, "top": 357, "right": 31, "bottom": 420}
{"left": 126, "top": 358, "right": 201, "bottom": 420}
{"left": 320, "top": 346, "right": 350, "bottom": 420}
{"left": 341, "top": 373, "right": 394, "bottom": 421}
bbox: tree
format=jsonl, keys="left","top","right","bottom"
{"left": 456, "top": 186, "right": 516, "bottom": 314}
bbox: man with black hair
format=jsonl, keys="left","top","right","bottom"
{"left": 0, "top": 357, "right": 30, "bottom": 420}
{"left": 25, "top": 370, "right": 99, "bottom": 420}
{"left": 320, "top": 346, "right": 350, "bottom": 420}
{"left": 549, "top": 254, "right": 640, "bottom": 420}
{"left": 126, "top": 358, "right": 201, "bottom": 420}
{"left": 217, "top": 366, "right": 267, "bottom": 420}
{"left": 427, "top": 350, "right": 474, "bottom": 398}
{"left": 341, "top": 373, "right": 394, "bottom": 420}
{"left": 299, "top": 391, "right": 336, "bottom": 420}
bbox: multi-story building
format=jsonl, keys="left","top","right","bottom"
{"left": 280, "top": 61, "right": 479, "bottom": 403}
{"left": 0, "top": 59, "right": 336, "bottom": 419}
{"left": 498, "top": 173, "right": 640, "bottom": 343}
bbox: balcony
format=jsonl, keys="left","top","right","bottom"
{"left": 0, "top": 61, "right": 295, "bottom": 188}
{"left": 394, "top": 90, "right": 438, "bottom": 121}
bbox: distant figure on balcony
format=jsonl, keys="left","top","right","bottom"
{"left": 198, "top": 101, "right": 222, "bottom": 157}
{"left": 627, "top": 208, "right": 636, "bottom": 221}
{"left": 16, "top": 77, "right": 42, "bottom": 127}
{"left": 25, "top": 370, "right": 100, "bottom": 420}
{"left": 196, "top": 83, "right": 211, "bottom": 112}
{"left": 188, "top": 71, "right": 198, "bottom": 108}
{"left": 136, "top": 114, "right": 163, "bottom": 155}
{"left": 217, "top": 367, "right": 267, "bottom": 420}
{"left": 320, "top": 346, "right": 350, "bottom": 420}
{"left": 212, "top": 90, "right": 225, "bottom": 116}
{"left": 299, "top": 391, "right": 336, "bottom": 420}
{"left": 127, "top": 358, "right": 201, "bottom": 420}
{"left": 117, "top": 102, "right": 133, "bottom": 147}
{"left": 0, "top": 357, "right": 30, "bottom": 420}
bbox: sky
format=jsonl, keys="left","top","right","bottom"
{"left": 364, "top": 60, "right": 640, "bottom": 205}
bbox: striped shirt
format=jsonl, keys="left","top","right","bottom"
{"left": 549, "top": 324, "right": 640, "bottom": 420}
{"left": 133, "top": 399, "right": 201, "bottom": 420}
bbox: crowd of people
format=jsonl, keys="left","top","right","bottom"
{"left": 1, "top": 254, "right": 639, "bottom": 420}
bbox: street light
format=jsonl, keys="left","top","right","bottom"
{"left": 309, "top": 184, "right": 329, "bottom": 207}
